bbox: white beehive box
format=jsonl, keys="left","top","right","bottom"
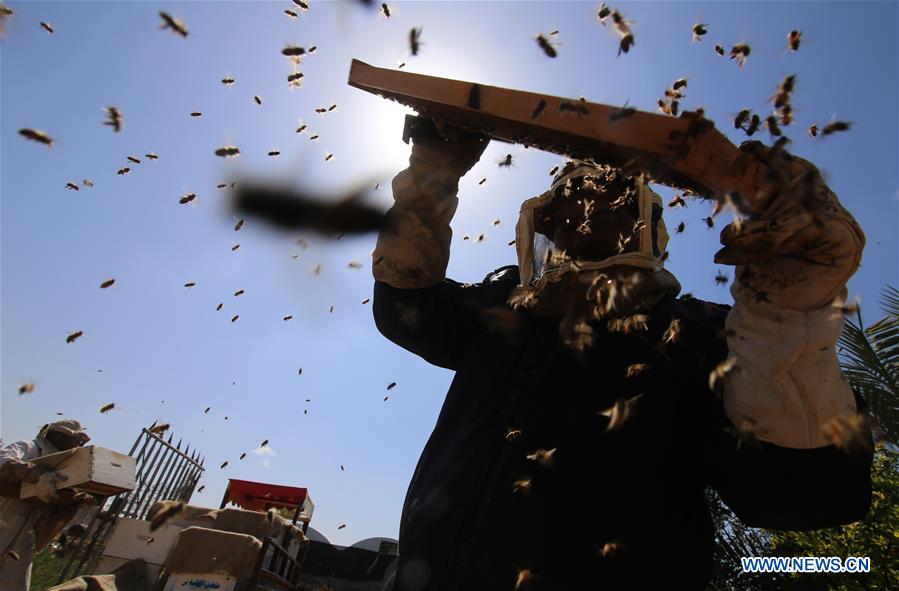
{"left": 20, "top": 445, "right": 136, "bottom": 499}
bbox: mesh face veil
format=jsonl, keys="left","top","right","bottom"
{"left": 515, "top": 161, "right": 670, "bottom": 290}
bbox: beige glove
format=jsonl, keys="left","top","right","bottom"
{"left": 33, "top": 470, "right": 67, "bottom": 503}
{"left": 714, "top": 144, "right": 866, "bottom": 449}
{"left": 373, "top": 121, "right": 489, "bottom": 289}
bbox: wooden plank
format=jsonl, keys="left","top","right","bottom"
{"left": 20, "top": 446, "right": 136, "bottom": 499}
{"left": 348, "top": 59, "right": 767, "bottom": 207}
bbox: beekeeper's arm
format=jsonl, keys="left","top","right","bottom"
{"left": 0, "top": 441, "right": 66, "bottom": 502}
{"left": 373, "top": 121, "right": 504, "bottom": 370}
{"left": 709, "top": 142, "right": 872, "bottom": 529}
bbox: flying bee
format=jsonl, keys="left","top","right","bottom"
{"left": 778, "top": 74, "right": 796, "bottom": 95}
{"left": 714, "top": 270, "right": 728, "bottom": 286}
{"left": 625, "top": 363, "right": 649, "bottom": 379}
{"left": 127, "top": 156, "right": 141, "bottom": 164}
{"left": 512, "top": 479, "right": 532, "bottom": 495}
{"left": 215, "top": 146, "right": 240, "bottom": 157}
{"left": 216, "top": 303, "right": 223, "bottom": 311}
{"left": 744, "top": 113, "right": 760, "bottom": 136}
{"left": 617, "top": 33, "right": 634, "bottom": 55}
{"left": 314, "top": 107, "right": 327, "bottom": 114}
{"left": 284, "top": 9, "right": 298, "bottom": 18}
{"left": 536, "top": 34, "right": 557, "bottom": 58}
{"left": 821, "top": 121, "right": 851, "bottom": 136}
{"left": 778, "top": 104, "right": 793, "bottom": 126}
{"left": 822, "top": 414, "right": 872, "bottom": 455}
{"left": 292, "top": 0, "right": 309, "bottom": 9}
{"left": 787, "top": 29, "right": 801, "bottom": 52}
{"left": 675, "top": 221, "right": 685, "bottom": 234}
{"left": 559, "top": 101, "right": 589, "bottom": 116}
{"left": 83, "top": 179, "right": 94, "bottom": 187}
{"left": 103, "top": 106, "right": 123, "bottom": 132}
{"left": 668, "top": 100, "right": 679, "bottom": 116}
{"left": 380, "top": 3, "right": 391, "bottom": 18}
{"left": 609, "top": 100, "right": 636, "bottom": 122}
{"left": 184, "top": 282, "right": 196, "bottom": 288}
{"left": 40, "top": 21, "right": 53, "bottom": 34}
{"left": 327, "top": 103, "right": 338, "bottom": 112}
{"left": 117, "top": 167, "right": 131, "bottom": 175}
{"left": 296, "top": 121, "right": 307, "bottom": 134}
{"left": 179, "top": 193, "right": 196, "bottom": 205}
{"left": 597, "top": 3, "right": 611, "bottom": 23}
{"left": 239, "top": 453, "right": 246, "bottom": 460}
{"left": 159, "top": 12, "right": 188, "bottom": 37}
{"left": 234, "top": 219, "right": 245, "bottom": 231}
{"left": 231, "top": 315, "right": 239, "bottom": 323}
{"left": 287, "top": 72, "right": 304, "bottom": 86}
{"left": 729, "top": 43, "right": 750, "bottom": 67}
{"left": 19, "top": 383, "right": 35, "bottom": 395}
{"left": 672, "top": 78, "right": 688, "bottom": 91}
{"left": 714, "top": 44, "right": 725, "bottom": 56}
{"left": 549, "top": 165, "right": 560, "bottom": 176}
{"left": 221, "top": 77, "right": 235, "bottom": 86}
{"left": 526, "top": 448, "right": 557, "bottom": 469}
{"left": 231, "top": 244, "right": 240, "bottom": 251}
{"left": 703, "top": 216, "right": 714, "bottom": 228}
{"left": 498, "top": 154, "right": 514, "bottom": 168}
{"left": 197, "top": 485, "right": 205, "bottom": 492}
{"left": 708, "top": 356, "right": 738, "bottom": 396}
{"left": 66, "top": 182, "right": 80, "bottom": 191}
{"left": 145, "top": 153, "right": 158, "bottom": 160}
{"left": 281, "top": 45, "right": 306, "bottom": 58}
{"left": 765, "top": 115, "right": 782, "bottom": 137}
{"left": 149, "top": 423, "right": 170, "bottom": 436}
{"left": 190, "top": 112, "right": 202, "bottom": 117}
{"left": 478, "top": 178, "right": 487, "bottom": 185}
{"left": 347, "top": 261, "right": 363, "bottom": 269}
{"left": 599, "top": 395, "right": 642, "bottom": 431}
{"left": 283, "top": 315, "right": 293, "bottom": 321}
{"left": 312, "top": 262, "right": 321, "bottom": 275}
{"left": 668, "top": 194, "right": 685, "bottom": 208}
{"left": 477, "top": 234, "right": 486, "bottom": 242}
{"left": 662, "top": 318, "right": 681, "bottom": 344}
{"left": 100, "top": 403, "right": 115, "bottom": 413}
{"left": 691, "top": 22, "right": 708, "bottom": 42}
{"left": 220, "top": 461, "right": 228, "bottom": 469}
{"left": 268, "top": 149, "right": 280, "bottom": 157}
{"left": 807, "top": 124, "right": 819, "bottom": 138}
{"left": 493, "top": 219, "right": 501, "bottom": 226}
{"left": 409, "top": 27, "right": 423, "bottom": 56}
{"left": 309, "top": 134, "right": 319, "bottom": 141}
{"left": 387, "top": 382, "right": 396, "bottom": 390}
{"left": 253, "top": 95, "right": 262, "bottom": 105}
{"left": 100, "top": 278, "right": 116, "bottom": 289}
{"left": 325, "top": 153, "right": 334, "bottom": 162}
{"left": 234, "top": 289, "right": 245, "bottom": 296}
{"left": 149, "top": 501, "right": 184, "bottom": 531}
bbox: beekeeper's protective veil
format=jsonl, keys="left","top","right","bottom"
{"left": 509, "top": 161, "right": 681, "bottom": 342}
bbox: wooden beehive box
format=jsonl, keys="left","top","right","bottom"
{"left": 20, "top": 445, "right": 136, "bottom": 499}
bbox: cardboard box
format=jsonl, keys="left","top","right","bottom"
{"left": 20, "top": 445, "right": 136, "bottom": 499}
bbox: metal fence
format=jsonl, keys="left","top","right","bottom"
{"left": 56, "top": 427, "right": 205, "bottom": 583}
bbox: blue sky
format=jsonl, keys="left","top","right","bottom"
{"left": 2, "top": 1, "right": 896, "bottom": 546}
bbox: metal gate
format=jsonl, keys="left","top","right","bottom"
{"left": 56, "top": 427, "right": 205, "bottom": 583}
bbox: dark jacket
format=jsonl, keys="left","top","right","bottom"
{"left": 373, "top": 266, "right": 873, "bottom": 591}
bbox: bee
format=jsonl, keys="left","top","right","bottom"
{"left": 362, "top": 298, "right": 371, "bottom": 304}
{"left": 184, "top": 282, "right": 196, "bottom": 288}
{"left": 398, "top": 62, "right": 406, "bottom": 69}
{"left": 703, "top": 216, "right": 714, "bottom": 228}
{"left": 779, "top": 104, "right": 793, "bottom": 126}
{"left": 287, "top": 72, "right": 304, "bottom": 86}
{"left": 675, "top": 221, "right": 685, "bottom": 234}
{"left": 822, "top": 121, "right": 851, "bottom": 136}
{"left": 744, "top": 113, "right": 760, "bottom": 136}
{"left": 145, "top": 153, "right": 158, "bottom": 160}
{"left": 668, "top": 194, "right": 685, "bottom": 208}
{"left": 204, "top": 407, "right": 211, "bottom": 413}
{"left": 268, "top": 149, "right": 280, "bottom": 157}
{"left": 831, "top": 295, "right": 861, "bottom": 315}
{"left": 214, "top": 146, "right": 240, "bottom": 157}
{"left": 127, "top": 156, "right": 141, "bottom": 164}
{"left": 284, "top": 9, "right": 298, "bottom": 18}
{"left": 197, "top": 485, "right": 205, "bottom": 492}
{"left": 217, "top": 183, "right": 227, "bottom": 189}
{"left": 498, "top": 154, "right": 514, "bottom": 168}
{"left": 234, "top": 219, "right": 245, "bottom": 231}
{"left": 100, "top": 278, "right": 116, "bottom": 289}
{"left": 117, "top": 167, "right": 131, "bottom": 175}
{"left": 672, "top": 78, "right": 688, "bottom": 91}
{"left": 765, "top": 115, "right": 782, "bottom": 137}
{"left": 708, "top": 356, "right": 738, "bottom": 394}
{"left": 597, "top": 3, "right": 611, "bottom": 23}
{"left": 40, "top": 21, "right": 54, "bottom": 34}
{"left": 298, "top": 369, "right": 304, "bottom": 375}
{"left": 231, "top": 244, "right": 240, "bottom": 251}
{"left": 787, "top": 29, "right": 801, "bottom": 52}
{"left": 18, "top": 383, "right": 35, "bottom": 395}
{"left": 526, "top": 448, "right": 557, "bottom": 468}
{"left": 66, "top": 182, "right": 80, "bottom": 191}
{"left": 348, "top": 261, "right": 363, "bottom": 269}
{"left": 83, "top": 179, "right": 94, "bottom": 187}
{"left": 220, "top": 461, "right": 229, "bottom": 469}
{"left": 530, "top": 98, "right": 547, "bottom": 120}
{"left": 149, "top": 423, "right": 170, "bottom": 436}
{"left": 714, "top": 44, "right": 725, "bottom": 56}
{"left": 179, "top": 193, "right": 196, "bottom": 205}
{"left": 338, "top": 524, "right": 347, "bottom": 530}
{"left": 380, "top": 3, "right": 391, "bottom": 18}
{"left": 536, "top": 34, "right": 557, "bottom": 58}
{"left": 478, "top": 178, "right": 487, "bottom": 185}
{"left": 159, "top": 12, "right": 188, "bottom": 37}
{"left": 190, "top": 112, "right": 202, "bottom": 117}
{"left": 549, "top": 165, "right": 559, "bottom": 176}
{"left": 618, "top": 33, "right": 634, "bottom": 56}
{"left": 729, "top": 44, "right": 750, "bottom": 67}
{"left": 309, "top": 134, "right": 320, "bottom": 141}
{"left": 221, "top": 77, "right": 235, "bottom": 86}
{"left": 507, "top": 239, "right": 516, "bottom": 246}
{"left": 662, "top": 318, "right": 681, "bottom": 344}
{"left": 297, "top": 238, "right": 309, "bottom": 249}
{"left": 409, "top": 27, "right": 423, "bottom": 55}
{"left": 602, "top": 394, "right": 642, "bottom": 430}
{"left": 254, "top": 95, "right": 262, "bottom": 105}
{"left": 325, "top": 153, "right": 334, "bottom": 162}
{"left": 104, "top": 106, "right": 123, "bottom": 132}
{"left": 600, "top": 542, "right": 625, "bottom": 558}
{"left": 778, "top": 74, "right": 796, "bottom": 95}
{"left": 149, "top": 501, "right": 184, "bottom": 531}
{"left": 822, "top": 414, "right": 872, "bottom": 455}
{"left": 512, "top": 479, "right": 532, "bottom": 495}
{"left": 296, "top": 121, "right": 307, "bottom": 134}
{"left": 493, "top": 219, "right": 502, "bottom": 226}
{"left": 312, "top": 262, "right": 322, "bottom": 275}
{"left": 477, "top": 234, "right": 486, "bottom": 242}
{"left": 387, "top": 382, "right": 397, "bottom": 390}
{"left": 231, "top": 315, "right": 239, "bottom": 323}
{"left": 714, "top": 270, "right": 728, "bottom": 286}
{"left": 609, "top": 100, "right": 636, "bottom": 122}
{"left": 292, "top": 0, "right": 309, "bottom": 10}
{"left": 559, "top": 101, "right": 590, "bottom": 116}
{"left": 327, "top": 103, "right": 338, "bottom": 112}
{"left": 234, "top": 289, "right": 245, "bottom": 296}
{"left": 283, "top": 315, "right": 293, "bottom": 321}
{"left": 100, "top": 403, "right": 115, "bottom": 413}
{"left": 691, "top": 22, "right": 708, "bottom": 43}
{"left": 668, "top": 100, "right": 679, "bottom": 116}
{"left": 625, "top": 363, "right": 649, "bottom": 379}
{"left": 282, "top": 45, "right": 305, "bottom": 58}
